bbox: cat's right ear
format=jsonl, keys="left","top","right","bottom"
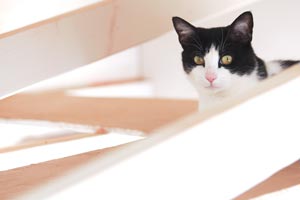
{"left": 172, "top": 17, "right": 197, "bottom": 44}
{"left": 228, "top": 11, "right": 253, "bottom": 43}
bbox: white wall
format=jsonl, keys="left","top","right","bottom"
{"left": 26, "top": 47, "right": 142, "bottom": 91}
{"left": 141, "top": 0, "right": 300, "bottom": 99}
{"left": 0, "top": 4, "right": 114, "bottom": 97}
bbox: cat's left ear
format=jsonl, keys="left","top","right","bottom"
{"left": 172, "top": 17, "right": 197, "bottom": 45}
{"left": 229, "top": 11, "right": 253, "bottom": 43}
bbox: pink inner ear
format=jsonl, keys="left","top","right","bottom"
{"left": 234, "top": 22, "right": 250, "bottom": 34}
{"left": 178, "top": 28, "right": 195, "bottom": 44}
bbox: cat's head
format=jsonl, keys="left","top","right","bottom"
{"left": 172, "top": 11, "right": 258, "bottom": 94}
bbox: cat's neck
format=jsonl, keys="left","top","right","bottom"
{"left": 198, "top": 92, "right": 230, "bottom": 111}
{"left": 196, "top": 62, "right": 263, "bottom": 111}
{"left": 254, "top": 55, "right": 268, "bottom": 79}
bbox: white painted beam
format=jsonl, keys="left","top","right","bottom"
{"left": 0, "top": 0, "right": 104, "bottom": 38}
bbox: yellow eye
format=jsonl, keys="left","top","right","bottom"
{"left": 194, "top": 56, "right": 204, "bottom": 65}
{"left": 221, "top": 55, "right": 233, "bottom": 65}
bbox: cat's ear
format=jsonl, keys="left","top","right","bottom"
{"left": 228, "top": 11, "right": 253, "bottom": 43}
{"left": 172, "top": 17, "right": 197, "bottom": 44}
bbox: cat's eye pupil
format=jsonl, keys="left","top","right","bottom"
{"left": 221, "top": 55, "right": 233, "bottom": 65}
{"left": 194, "top": 56, "right": 204, "bottom": 65}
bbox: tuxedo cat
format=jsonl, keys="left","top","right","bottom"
{"left": 172, "top": 11, "right": 299, "bottom": 110}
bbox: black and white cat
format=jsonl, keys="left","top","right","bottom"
{"left": 172, "top": 11, "right": 299, "bottom": 110}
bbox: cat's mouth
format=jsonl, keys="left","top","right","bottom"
{"left": 205, "top": 84, "right": 220, "bottom": 89}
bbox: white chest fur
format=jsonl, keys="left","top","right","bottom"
{"left": 188, "top": 69, "right": 260, "bottom": 111}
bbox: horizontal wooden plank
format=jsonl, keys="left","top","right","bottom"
{"left": 0, "top": 144, "right": 123, "bottom": 200}
{"left": 88, "top": 77, "right": 145, "bottom": 87}
{"left": 0, "top": 93, "right": 197, "bottom": 133}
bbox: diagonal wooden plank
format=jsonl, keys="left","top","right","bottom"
{"left": 0, "top": 132, "right": 103, "bottom": 154}
{"left": 0, "top": 93, "right": 197, "bottom": 133}
{"left": 236, "top": 161, "right": 300, "bottom": 200}
{"left": 0, "top": 144, "right": 124, "bottom": 200}
{"left": 0, "top": 0, "right": 108, "bottom": 39}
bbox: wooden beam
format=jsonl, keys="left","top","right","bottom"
{"left": 0, "top": 132, "right": 104, "bottom": 154}
{"left": 0, "top": 93, "right": 198, "bottom": 133}
{"left": 236, "top": 161, "right": 300, "bottom": 199}
{"left": 0, "top": 0, "right": 108, "bottom": 39}
{"left": 0, "top": 144, "right": 123, "bottom": 200}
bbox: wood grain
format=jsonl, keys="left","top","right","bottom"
{"left": 0, "top": 132, "right": 102, "bottom": 153}
{"left": 0, "top": 144, "right": 122, "bottom": 200}
{"left": 235, "top": 161, "right": 300, "bottom": 200}
{"left": 0, "top": 0, "right": 111, "bottom": 39}
{"left": 0, "top": 92, "right": 197, "bottom": 133}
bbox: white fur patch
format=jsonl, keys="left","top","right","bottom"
{"left": 266, "top": 61, "right": 283, "bottom": 76}
{"left": 204, "top": 45, "right": 219, "bottom": 72}
{"left": 187, "top": 45, "right": 260, "bottom": 110}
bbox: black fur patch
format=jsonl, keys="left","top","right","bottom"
{"left": 256, "top": 57, "right": 268, "bottom": 79}
{"left": 278, "top": 60, "right": 300, "bottom": 69}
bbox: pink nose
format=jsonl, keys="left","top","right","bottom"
{"left": 205, "top": 73, "right": 217, "bottom": 83}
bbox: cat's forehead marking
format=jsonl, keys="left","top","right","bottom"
{"left": 204, "top": 45, "right": 219, "bottom": 69}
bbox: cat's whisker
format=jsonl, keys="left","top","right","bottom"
{"left": 183, "top": 42, "right": 202, "bottom": 51}
{"left": 221, "top": 34, "right": 229, "bottom": 52}
{"left": 220, "top": 29, "right": 224, "bottom": 50}
{"left": 190, "top": 37, "right": 204, "bottom": 51}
